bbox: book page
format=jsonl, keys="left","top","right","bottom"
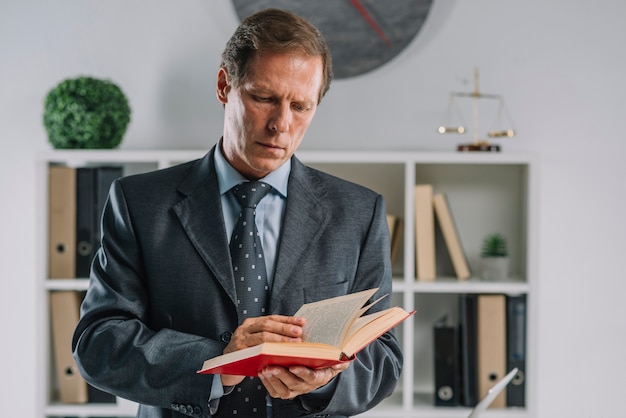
{"left": 342, "top": 306, "right": 413, "bottom": 356}
{"left": 294, "top": 288, "right": 378, "bottom": 348}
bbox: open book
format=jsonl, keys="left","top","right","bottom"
{"left": 198, "top": 288, "right": 414, "bottom": 376}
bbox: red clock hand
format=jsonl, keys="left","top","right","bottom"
{"left": 349, "top": 0, "right": 393, "bottom": 47}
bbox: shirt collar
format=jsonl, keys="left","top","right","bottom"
{"left": 214, "top": 140, "right": 290, "bottom": 198}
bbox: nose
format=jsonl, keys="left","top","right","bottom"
{"left": 269, "top": 104, "right": 291, "bottom": 133}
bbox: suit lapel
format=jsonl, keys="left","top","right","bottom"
{"left": 172, "top": 152, "right": 332, "bottom": 311}
{"left": 172, "top": 148, "right": 237, "bottom": 305}
{"left": 270, "top": 158, "right": 329, "bottom": 310}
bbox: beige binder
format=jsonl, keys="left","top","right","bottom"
{"left": 476, "top": 294, "right": 507, "bottom": 408}
{"left": 49, "top": 166, "right": 76, "bottom": 278}
{"left": 50, "top": 291, "right": 88, "bottom": 403}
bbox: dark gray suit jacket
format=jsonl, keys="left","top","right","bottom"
{"left": 72, "top": 146, "right": 403, "bottom": 418}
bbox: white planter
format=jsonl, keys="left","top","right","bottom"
{"left": 480, "top": 256, "right": 509, "bottom": 281}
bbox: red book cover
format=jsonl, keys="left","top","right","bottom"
{"left": 198, "top": 342, "right": 354, "bottom": 377}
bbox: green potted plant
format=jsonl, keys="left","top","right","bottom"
{"left": 480, "top": 233, "right": 509, "bottom": 280}
{"left": 43, "top": 76, "right": 131, "bottom": 149}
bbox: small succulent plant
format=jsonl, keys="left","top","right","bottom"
{"left": 481, "top": 233, "right": 507, "bottom": 257}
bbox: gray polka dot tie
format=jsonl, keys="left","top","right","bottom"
{"left": 223, "top": 181, "right": 271, "bottom": 417}
{"left": 230, "top": 181, "right": 272, "bottom": 321}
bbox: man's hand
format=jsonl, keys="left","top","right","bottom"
{"left": 220, "top": 315, "right": 306, "bottom": 387}
{"left": 259, "top": 362, "right": 351, "bottom": 400}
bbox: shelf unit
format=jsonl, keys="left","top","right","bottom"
{"left": 37, "top": 149, "right": 538, "bottom": 418}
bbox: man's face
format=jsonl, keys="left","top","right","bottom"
{"left": 217, "top": 50, "right": 324, "bottom": 180}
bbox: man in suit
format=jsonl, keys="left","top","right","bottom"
{"left": 72, "top": 8, "right": 402, "bottom": 418}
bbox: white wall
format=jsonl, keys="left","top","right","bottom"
{"left": 2, "top": 1, "right": 625, "bottom": 417}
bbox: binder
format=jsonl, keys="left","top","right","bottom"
{"left": 433, "top": 315, "right": 460, "bottom": 406}
{"left": 433, "top": 193, "right": 470, "bottom": 280}
{"left": 49, "top": 166, "right": 76, "bottom": 278}
{"left": 414, "top": 184, "right": 435, "bottom": 280}
{"left": 75, "top": 166, "right": 122, "bottom": 278}
{"left": 459, "top": 294, "right": 478, "bottom": 406}
{"left": 76, "top": 168, "right": 96, "bottom": 277}
{"left": 50, "top": 291, "right": 88, "bottom": 403}
{"left": 506, "top": 294, "right": 527, "bottom": 406}
{"left": 477, "top": 294, "right": 507, "bottom": 408}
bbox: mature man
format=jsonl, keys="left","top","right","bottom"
{"left": 73, "top": 8, "right": 402, "bottom": 418}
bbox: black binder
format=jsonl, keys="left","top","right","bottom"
{"left": 459, "top": 294, "right": 478, "bottom": 406}
{"left": 76, "top": 166, "right": 122, "bottom": 278}
{"left": 506, "top": 294, "right": 527, "bottom": 406}
{"left": 433, "top": 315, "right": 461, "bottom": 406}
{"left": 93, "top": 166, "right": 122, "bottom": 246}
{"left": 76, "top": 168, "right": 96, "bottom": 277}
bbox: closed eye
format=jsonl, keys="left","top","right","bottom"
{"left": 253, "top": 95, "right": 274, "bottom": 103}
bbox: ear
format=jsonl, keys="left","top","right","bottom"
{"left": 216, "top": 67, "right": 230, "bottom": 105}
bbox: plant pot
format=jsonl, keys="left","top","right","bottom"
{"left": 480, "top": 256, "right": 509, "bottom": 281}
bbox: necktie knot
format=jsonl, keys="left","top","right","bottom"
{"left": 231, "top": 181, "right": 272, "bottom": 209}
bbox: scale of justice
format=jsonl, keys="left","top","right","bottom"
{"left": 438, "top": 68, "right": 516, "bottom": 152}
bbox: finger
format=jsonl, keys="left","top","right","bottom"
{"left": 245, "top": 315, "right": 306, "bottom": 336}
{"left": 259, "top": 368, "right": 299, "bottom": 399}
{"left": 289, "top": 364, "right": 346, "bottom": 387}
{"left": 241, "top": 316, "right": 305, "bottom": 341}
{"left": 331, "top": 362, "right": 351, "bottom": 372}
{"left": 224, "top": 316, "right": 305, "bottom": 353}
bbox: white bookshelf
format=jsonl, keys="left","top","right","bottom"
{"left": 37, "top": 150, "right": 538, "bottom": 418}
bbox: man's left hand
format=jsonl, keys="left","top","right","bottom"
{"left": 258, "top": 362, "right": 350, "bottom": 399}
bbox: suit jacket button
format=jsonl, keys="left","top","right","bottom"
{"left": 220, "top": 331, "right": 232, "bottom": 343}
{"left": 193, "top": 406, "right": 202, "bottom": 416}
{"left": 171, "top": 403, "right": 179, "bottom": 411}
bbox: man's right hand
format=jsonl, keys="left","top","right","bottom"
{"left": 220, "top": 315, "right": 306, "bottom": 387}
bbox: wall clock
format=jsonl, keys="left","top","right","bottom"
{"left": 230, "top": 0, "right": 433, "bottom": 79}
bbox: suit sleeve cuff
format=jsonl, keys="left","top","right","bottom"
{"left": 208, "top": 375, "right": 235, "bottom": 415}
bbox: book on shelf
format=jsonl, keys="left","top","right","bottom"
{"left": 433, "top": 193, "right": 471, "bottom": 280}
{"left": 198, "top": 288, "right": 414, "bottom": 376}
{"left": 414, "top": 184, "right": 436, "bottom": 280}
{"left": 386, "top": 214, "right": 403, "bottom": 263}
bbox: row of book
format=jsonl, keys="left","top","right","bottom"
{"left": 416, "top": 184, "right": 471, "bottom": 281}
{"left": 433, "top": 294, "right": 526, "bottom": 408}
{"left": 48, "top": 165, "right": 122, "bottom": 404}
{"left": 383, "top": 185, "right": 472, "bottom": 279}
